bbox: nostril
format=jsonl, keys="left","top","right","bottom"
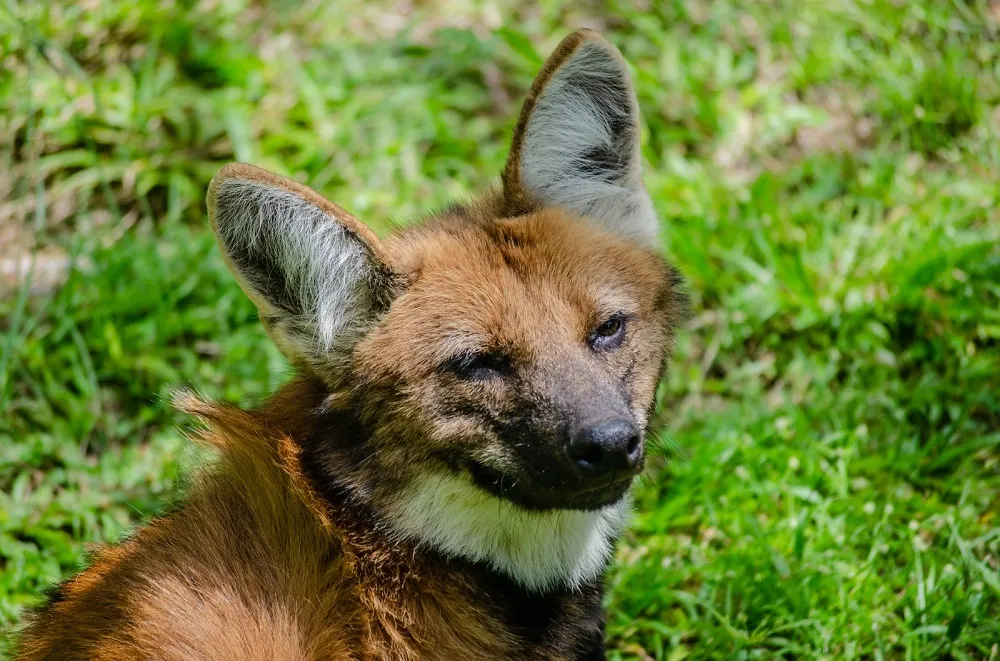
{"left": 625, "top": 434, "right": 641, "bottom": 459}
{"left": 568, "top": 440, "right": 605, "bottom": 469}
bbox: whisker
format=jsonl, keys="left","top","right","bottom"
{"left": 646, "top": 427, "right": 687, "bottom": 466}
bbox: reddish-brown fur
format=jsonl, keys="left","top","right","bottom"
{"left": 17, "top": 29, "right": 687, "bottom": 660}
{"left": 18, "top": 383, "right": 520, "bottom": 660}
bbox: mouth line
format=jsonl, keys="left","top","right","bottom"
{"left": 465, "top": 460, "right": 634, "bottom": 510}
{"left": 467, "top": 461, "right": 525, "bottom": 500}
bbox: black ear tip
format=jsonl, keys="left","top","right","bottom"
{"left": 562, "top": 28, "right": 624, "bottom": 61}
{"left": 209, "top": 163, "right": 282, "bottom": 196}
{"left": 211, "top": 163, "right": 255, "bottom": 189}
{"left": 567, "top": 27, "right": 604, "bottom": 41}
{"left": 561, "top": 28, "right": 613, "bottom": 48}
{"left": 208, "top": 164, "right": 257, "bottom": 217}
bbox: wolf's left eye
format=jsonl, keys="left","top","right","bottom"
{"left": 590, "top": 315, "right": 626, "bottom": 351}
{"left": 442, "top": 351, "right": 511, "bottom": 380}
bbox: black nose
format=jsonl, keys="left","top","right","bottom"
{"left": 567, "top": 419, "right": 642, "bottom": 476}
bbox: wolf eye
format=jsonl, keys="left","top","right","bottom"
{"left": 590, "top": 315, "right": 626, "bottom": 351}
{"left": 596, "top": 317, "right": 621, "bottom": 337}
{"left": 442, "top": 351, "right": 510, "bottom": 380}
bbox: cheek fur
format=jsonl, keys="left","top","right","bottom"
{"left": 385, "top": 381, "right": 516, "bottom": 467}
{"left": 618, "top": 325, "right": 669, "bottom": 420}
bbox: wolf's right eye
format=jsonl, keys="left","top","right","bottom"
{"left": 441, "top": 351, "right": 510, "bottom": 380}
{"left": 589, "top": 314, "right": 627, "bottom": 351}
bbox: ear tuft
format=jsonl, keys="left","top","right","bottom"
{"left": 208, "top": 164, "right": 393, "bottom": 372}
{"left": 504, "top": 30, "right": 658, "bottom": 246}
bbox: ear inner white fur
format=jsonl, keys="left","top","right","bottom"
{"left": 211, "top": 178, "right": 378, "bottom": 365}
{"left": 519, "top": 40, "right": 659, "bottom": 246}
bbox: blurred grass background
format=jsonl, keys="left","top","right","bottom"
{"left": 2, "top": 0, "right": 999, "bottom": 658}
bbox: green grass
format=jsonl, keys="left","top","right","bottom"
{"left": 2, "top": 0, "right": 999, "bottom": 658}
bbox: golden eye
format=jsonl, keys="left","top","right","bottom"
{"left": 590, "top": 315, "right": 626, "bottom": 351}
{"left": 595, "top": 317, "right": 622, "bottom": 337}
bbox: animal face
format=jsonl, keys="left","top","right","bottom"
{"left": 353, "top": 211, "right": 679, "bottom": 512}
{"left": 207, "top": 30, "right": 686, "bottom": 591}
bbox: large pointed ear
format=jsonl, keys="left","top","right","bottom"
{"left": 208, "top": 163, "right": 396, "bottom": 375}
{"left": 503, "top": 29, "right": 658, "bottom": 246}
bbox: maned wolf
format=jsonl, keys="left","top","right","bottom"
{"left": 18, "top": 29, "right": 686, "bottom": 660}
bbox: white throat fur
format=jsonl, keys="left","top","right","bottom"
{"left": 384, "top": 471, "right": 630, "bottom": 592}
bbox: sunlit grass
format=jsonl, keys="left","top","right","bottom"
{"left": 2, "top": 1, "right": 998, "bottom": 658}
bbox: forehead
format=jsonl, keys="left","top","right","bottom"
{"left": 382, "top": 209, "right": 665, "bottom": 352}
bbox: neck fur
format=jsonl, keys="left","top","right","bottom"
{"left": 382, "top": 471, "right": 630, "bottom": 593}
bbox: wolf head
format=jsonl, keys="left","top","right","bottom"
{"left": 206, "top": 30, "right": 686, "bottom": 592}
